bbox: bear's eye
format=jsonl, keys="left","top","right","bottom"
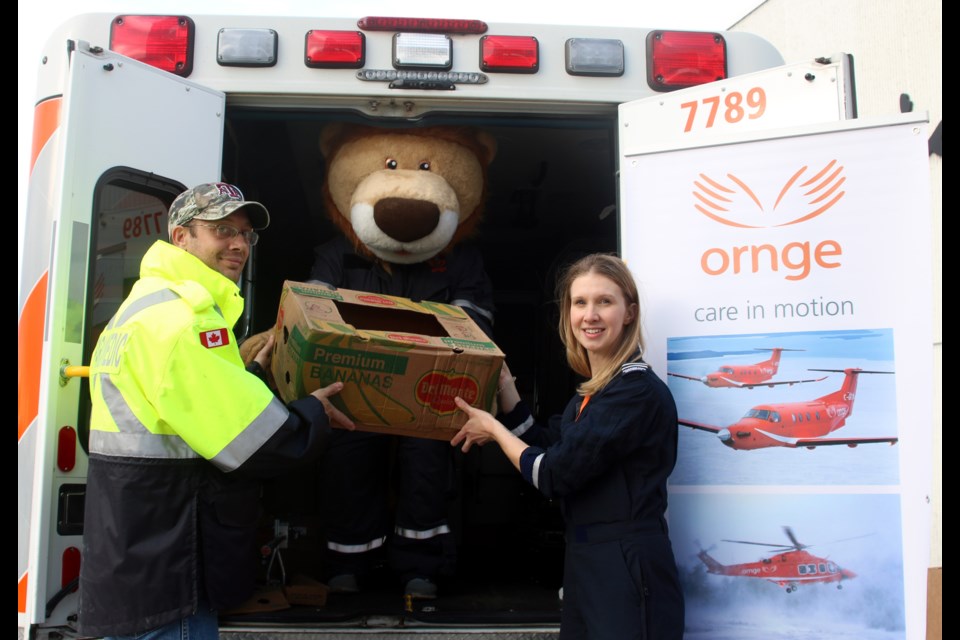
{"left": 418, "top": 161, "right": 431, "bottom": 171}
{"left": 385, "top": 158, "right": 398, "bottom": 170}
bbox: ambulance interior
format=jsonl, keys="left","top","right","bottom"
{"left": 233, "top": 108, "right": 621, "bottom": 625}
{"left": 96, "top": 107, "right": 623, "bottom": 626}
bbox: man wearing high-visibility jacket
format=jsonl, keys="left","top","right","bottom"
{"left": 78, "top": 183, "right": 354, "bottom": 640}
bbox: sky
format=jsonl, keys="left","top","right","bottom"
{"left": 17, "top": 0, "right": 762, "bottom": 271}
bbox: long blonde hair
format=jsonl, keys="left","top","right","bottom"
{"left": 557, "top": 254, "right": 645, "bottom": 396}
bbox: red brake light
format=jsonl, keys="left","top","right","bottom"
{"left": 358, "top": 16, "right": 487, "bottom": 34}
{"left": 62, "top": 547, "right": 81, "bottom": 590}
{"left": 480, "top": 36, "right": 539, "bottom": 74}
{"left": 305, "top": 31, "right": 365, "bottom": 69}
{"left": 56, "top": 426, "right": 76, "bottom": 472}
{"left": 647, "top": 30, "right": 726, "bottom": 91}
{"left": 110, "top": 15, "right": 194, "bottom": 76}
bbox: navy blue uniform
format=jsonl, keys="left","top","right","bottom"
{"left": 310, "top": 235, "right": 494, "bottom": 584}
{"left": 501, "top": 358, "right": 684, "bottom": 640}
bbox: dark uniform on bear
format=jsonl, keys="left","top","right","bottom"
{"left": 310, "top": 234, "right": 494, "bottom": 590}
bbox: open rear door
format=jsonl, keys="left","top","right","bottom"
{"left": 617, "top": 54, "right": 931, "bottom": 640}
{"left": 20, "top": 41, "right": 224, "bottom": 632}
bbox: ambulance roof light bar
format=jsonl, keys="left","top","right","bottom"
{"left": 647, "top": 30, "right": 727, "bottom": 91}
{"left": 358, "top": 16, "right": 488, "bottom": 34}
{"left": 110, "top": 15, "right": 195, "bottom": 77}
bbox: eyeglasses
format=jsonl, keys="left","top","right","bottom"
{"left": 186, "top": 223, "right": 260, "bottom": 246}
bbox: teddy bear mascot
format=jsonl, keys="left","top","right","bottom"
{"left": 310, "top": 123, "right": 497, "bottom": 600}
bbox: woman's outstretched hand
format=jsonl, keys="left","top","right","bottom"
{"left": 451, "top": 396, "right": 502, "bottom": 453}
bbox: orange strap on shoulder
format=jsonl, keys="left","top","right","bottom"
{"left": 576, "top": 395, "right": 591, "bottom": 421}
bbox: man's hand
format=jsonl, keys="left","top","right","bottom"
{"left": 310, "top": 382, "right": 356, "bottom": 431}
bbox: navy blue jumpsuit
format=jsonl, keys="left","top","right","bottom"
{"left": 310, "top": 235, "right": 494, "bottom": 584}
{"left": 500, "top": 358, "right": 684, "bottom": 640}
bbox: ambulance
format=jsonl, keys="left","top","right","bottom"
{"left": 18, "top": 11, "right": 855, "bottom": 638}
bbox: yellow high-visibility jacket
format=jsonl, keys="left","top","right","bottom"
{"left": 79, "top": 240, "right": 331, "bottom": 637}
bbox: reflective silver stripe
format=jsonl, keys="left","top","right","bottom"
{"left": 621, "top": 362, "right": 649, "bottom": 375}
{"left": 450, "top": 298, "right": 494, "bottom": 325}
{"left": 209, "top": 396, "right": 290, "bottom": 472}
{"left": 394, "top": 524, "right": 451, "bottom": 540}
{"left": 531, "top": 453, "right": 545, "bottom": 490}
{"left": 88, "top": 429, "right": 200, "bottom": 459}
{"left": 511, "top": 415, "right": 534, "bottom": 438}
{"left": 99, "top": 373, "right": 148, "bottom": 435}
{"left": 92, "top": 373, "right": 199, "bottom": 458}
{"left": 327, "top": 536, "right": 386, "bottom": 554}
{"left": 112, "top": 289, "right": 181, "bottom": 329}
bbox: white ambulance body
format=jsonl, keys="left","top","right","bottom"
{"left": 20, "top": 12, "right": 852, "bottom": 638}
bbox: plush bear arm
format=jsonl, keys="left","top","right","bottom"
{"left": 447, "top": 243, "right": 496, "bottom": 338}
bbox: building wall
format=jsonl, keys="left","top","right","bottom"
{"left": 734, "top": 0, "right": 942, "bottom": 572}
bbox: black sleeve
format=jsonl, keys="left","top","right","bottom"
{"left": 309, "top": 236, "right": 349, "bottom": 286}
{"left": 527, "top": 371, "right": 675, "bottom": 499}
{"left": 245, "top": 361, "right": 268, "bottom": 384}
{"left": 232, "top": 396, "right": 332, "bottom": 478}
{"left": 447, "top": 243, "right": 495, "bottom": 337}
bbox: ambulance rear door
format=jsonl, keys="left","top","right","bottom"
{"left": 616, "top": 53, "right": 856, "bottom": 367}
{"left": 20, "top": 41, "right": 225, "bottom": 633}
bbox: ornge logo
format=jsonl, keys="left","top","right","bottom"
{"left": 693, "top": 160, "right": 847, "bottom": 281}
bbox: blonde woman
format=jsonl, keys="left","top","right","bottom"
{"left": 453, "top": 253, "right": 684, "bottom": 640}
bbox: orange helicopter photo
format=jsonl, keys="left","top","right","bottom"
{"left": 697, "top": 526, "right": 861, "bottom": 593}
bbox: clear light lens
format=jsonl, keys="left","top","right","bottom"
{"left": 394, "top": 33, "right": 452, "bottom": 69}
{"left": 566, "top": 38, "right": 624, "bottom": 76}
{"left": 217, "top": 28, "right": 277, "bottom": 66}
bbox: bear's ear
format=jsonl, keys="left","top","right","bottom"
{"left": 320, "top": 123, "right": 360, "bottom": 158}
{"left": 474, "top": 130, "right": 497, "bottom": 166}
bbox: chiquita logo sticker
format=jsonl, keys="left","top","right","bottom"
{"left": 416, "top": 371, "right": 479, "bottom": 415}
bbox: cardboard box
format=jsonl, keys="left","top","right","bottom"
{"left": 271, "top": 280, "right": 504, "bottom": 440}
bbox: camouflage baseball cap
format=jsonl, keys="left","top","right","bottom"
{"left": 168, "top": 183, "right": 270, "bottom": 232}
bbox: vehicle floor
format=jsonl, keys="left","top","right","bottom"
{"left": 222, "top": 565, "right": 563, "bottom": 627}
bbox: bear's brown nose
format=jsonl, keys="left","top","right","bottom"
{"left": 373, "top": 198, "right": 441, "bottom": 242}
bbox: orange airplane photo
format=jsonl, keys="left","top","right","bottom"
{"left": 697, "top": 526, "right": 860, "bottom": 593}
{"left": 679, "top": 368, "right": 899, "bottom": 449}
{"left": 668, "top": 347, "right": 826, "bottom": 389}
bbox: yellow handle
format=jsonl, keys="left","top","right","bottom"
{"left": 61, "top": 365, "right": 90, "bottom": 379}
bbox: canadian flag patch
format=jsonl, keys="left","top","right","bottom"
{"left": 200, "top": 328, "right": 230, "bottom": 349}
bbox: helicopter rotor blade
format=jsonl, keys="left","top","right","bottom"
{"left": 783, "top": 526, "right": 808, "bottom": 551}
{"left": 721, "top": 538, "right": 793, "bottom": 550}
